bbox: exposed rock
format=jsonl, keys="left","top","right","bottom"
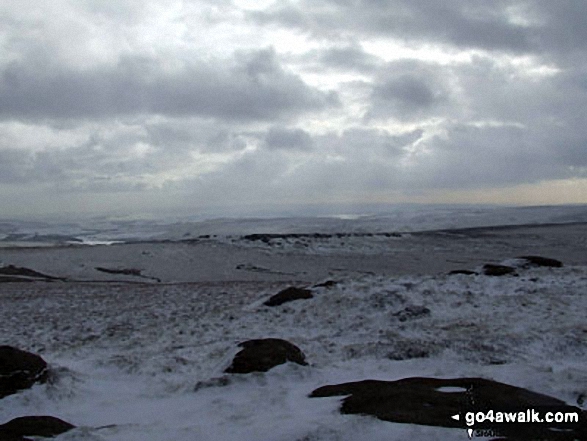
{"left": 448, "top": 269, "right": 478, "bottom": 276}
{"left": 0, "top": 434, "right": 33, "bottom": 440}
{"left": 240, "top": 232, "right": 402, "bottom": 243}
{"left": 94, "top": 267, "right": 161, "bottom": 282}
{"left": 0, "top": 265, "right": 63, "bottom": 282}
{"left": 392, "top": 305, "right": 431, "bottom": 322}
{"left": 241, "top": 233, "right": 281, "bottom": 243}
{"left": 0, "top": 416, "right": 74, "bottom": 439}
{"left": 95, "top": 267, "right": 142, "bottom": 276}
{"left": 264, "top": 287, "right": 313, "bottom": 307}
{"left": 483, "top": 264, "right": 517, "bottom": 276}
{"left": 0, "top": 346, "right": 48, "bottom": 399}
{"left": 224, "top": 338, "right": 308, "bottom": 374}
{"left": 312, "top": 280, "right": 338, "bottom": 288}
{"left": 518, "top": 256, "right": 563, "bottom": 268}
{"left": 235, "top": 263, "right": 271, "bottom": 273}
{"left": 310, "top": 377, "right": 586, "bottom": 440}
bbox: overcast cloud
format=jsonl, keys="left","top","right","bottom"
{"left": 0, "top": 0, "right": 585, "bottom": 217}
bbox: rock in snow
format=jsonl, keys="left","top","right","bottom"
{"left": 312, "top": 280, "right": 338, "bottom": 288}
{"left": 310, "top": 377, "right": 586, "bottom": 440}
{"left": 0, "top": 416, "right": 75, "bottom": 440}
{"left": 0, "top": 346, "right": 48, "bottom": 399}
{"left": 518, "top": 255, "right": 563, "bottom": 268}
{"left": 0, "top": 265, "right": 64, "bottom": 283}
{"left": 483, "top": 264, "right": 517, "bottom": 276}
{"left": 447, "top": 269, "right": 478, "bottom": 276}
{"left": 263, "top": 287, "right": 313, "bottom": 307}
{"left": 224, "top": 338, "right": 308, "bottom": 374}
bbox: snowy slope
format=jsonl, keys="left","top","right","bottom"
{"left": 1, "top": 261, "right": 586, "bottom": 440}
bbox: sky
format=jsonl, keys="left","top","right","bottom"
{"left": 0, "top": 0, "right": 586, "bottom": 218}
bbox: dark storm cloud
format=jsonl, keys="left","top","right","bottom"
{"left": 1, "top": 0, "right": 586, "bottom": 215}
{"left": 366, "top": 60, "right": 451, "bottom": 121}
{"left": 263, "top": 122, "right": 578, "bottom": 195}
{"left": 0, "top": 149, "right": 35, "bottom": 184}
{"left": 252, "top": 1, "right": 587, "bottom": 63}
{"left": 264, "top": 126, "right": 314, "bottom": 150}
{"left": 407, "top": 123, "right": 577, "bottom": 190}
{"left": 527, "top": 1, "right": 587, "bottom": 60}
{"left": 0, "top": 49, "right": 339, "bottom": 121}
{"left": 250, "top": 0, "right": 535, "bottom": 53}
{"left": 144, "top": 120, "right": 249, "bottom": 153}
{"left": 169, "top": 125, "right": 426, "bottom": 204}
{"left": 0, "top": 124, "right": 192, "bottom": 188}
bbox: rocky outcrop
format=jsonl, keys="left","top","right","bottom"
{"left": 312, "top": 280, "right": 338, "bottom": 288}
{"left": 0, "top": 416, "right": 74, "bottom": 440}
{"left": 224, "top": 338, "right": 308, "bottom": 374}
{"left": 0, "top": 346, "right": 48, "bottom": 399}
{"left": 94, "top": 267, "right": 161, "bottom": 282}
{"left": 518, "top": 256, "right": 563, "bottom": 268}
{"left": 450, "top": 256, "right": 563, "bottom": 277}
{"left": 240, "top": 232, "right": 402, "bottom": 243}
{"left": 95, "top": 267, "right": 142, "bottom": 276}
{"left": 0, "top": 265, "right": 64, "bottom": 283}
{"left": 264, "top": 287, "right": 313, "bottom": 307}
{"left": 310, "top": 377, "right": 586, "bottom": 440}
{"left": 483, "top": 264, "right": 517, "bottom": 276}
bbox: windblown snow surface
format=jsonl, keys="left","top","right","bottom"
{"left": 1, "top": 259, "right": 586, "bottom": 440}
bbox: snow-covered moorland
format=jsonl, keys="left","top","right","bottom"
{"left": 1, "top": 257, "right": 586, "bottom": 440}
{"left": 2, "top": 207, "right": 587, "bottom": 439}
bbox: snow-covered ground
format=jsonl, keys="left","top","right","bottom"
{"left": 1, "top": 262, "right": 586, "bottom": 440}
{"left": 2, "top": 204, "right": 587, "bottom": 248}
{"left": 1, "top": 206, "right": 586, "bottom": 440}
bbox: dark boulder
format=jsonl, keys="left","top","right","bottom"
{"left": 0, "top": 434, "right": 32, "bottom": 440}
{"left": 241, "top": 234, "right": 276, "bottom": 243}
{"left": 95, "top": 267, "right": 142, "bottom": 276}
{"left": 0, "top": 346, "right": 48, "bottom": 399}
{"left": 0, "top": 265, "right": 63, "bottom": 282}
{"left": 264, "top": 287, "right": 313, "bottom": 307}
{"left": 518, "top": 256, "right": 563, "bottom": 268}
{"left": 224, "top": 338, "right": 308, "bottom": 374}
{"left": 0, "top": 416, "right": 74, "bottom": 439}
{"left": 312, "top": 280, "right": 338, "bottom": 288}
{"left": 483, "top": 264, "right": 517, "bottom": 276}
{"left": 448, "top": 269, "right": 478, "bottom": 276}
{"left": 94, "top": 267, "right": 161, "bottom": 282}
{"left": 310, "top": 377, "right": 586, "bottom": 440}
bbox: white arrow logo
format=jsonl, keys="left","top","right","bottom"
{"left": 451, "top": 414, "right": 460, "bottom": 421}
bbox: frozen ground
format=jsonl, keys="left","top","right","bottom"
{"left": 1, "top": 265, "right": 586, "bottom": 440}
{"left": 1, "top": 222, "right": 586, "bottom": 285}
{"left": 1, "top": 215, "right": 587, "bottom": 440}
